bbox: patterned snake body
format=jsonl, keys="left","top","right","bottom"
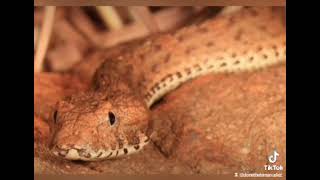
{"left": 50, "top": 7, "right": 286, "bottom": 161}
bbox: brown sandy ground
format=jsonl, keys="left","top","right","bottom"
{"left": 34, "top": 61, "right": 285, "bottom": 174}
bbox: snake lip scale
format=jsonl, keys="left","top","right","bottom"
{"left": 52, "top": 134, "right": 150, "bottom": 161}
{"left": 53, "top": 134, "right": 149, "bottom": 161}
{"left": 49, "top": 7, "right": 286, "bottom": 161}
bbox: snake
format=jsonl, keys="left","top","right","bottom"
{"left": 49, "top": 7, "right": 286, "bottom": 161}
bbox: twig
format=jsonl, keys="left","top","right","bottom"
{"left": 95, "top": 6, "right": 123, "bottom": 30}
{"left": 71, "top": 7, "right": 198, "bottom": 49}
{"left": 34, "top": 26, "right": 39, "bottom": 50}
{"left": 99, "top": 7, "right": 197, "bottom": 48}
{"left": 128, "top": 6, "right": 159, "bottom": 34}
{"left": 219, "top": 6, "right": 243, "bottom": 15}
{"left": 34, "top": 6, "right": 56, "bottom": 73}
{"left": 69, "top": 8, "right": 100, "bottom": 46}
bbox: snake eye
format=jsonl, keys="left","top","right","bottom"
{"left": 108, "top": 112, "right": 116, "bottom": 126}
{"left": 53, "top": 110, "right": 58, "bottom": 124}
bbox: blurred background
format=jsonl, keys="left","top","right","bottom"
{"left": 34, "top": 6, "right": 243, "bottom": 74}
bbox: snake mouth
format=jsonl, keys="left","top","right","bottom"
{"left": 52, "top": 135, "right": 150, "bottom": 161}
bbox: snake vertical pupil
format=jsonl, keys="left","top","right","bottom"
{"left": 108, "top": 112, "right": 116, "bottom": 126}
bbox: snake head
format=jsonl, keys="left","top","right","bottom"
{"left": 49, "top": 91, "right": 151, "bottom": 161}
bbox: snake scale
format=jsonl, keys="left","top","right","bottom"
{"left": 49, "top": 7, "right": 286, "bottom": 161}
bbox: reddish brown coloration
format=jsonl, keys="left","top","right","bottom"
{"left": 34, "top": 115, "right": 50, "bottom": 143}
{"left": 35, "top": 64, "right": 285, "bottom": 174}
{"left": 34, "top": 73, "right": 87, "bottom": 121}
{"left": 49, "top": 7, "right": 286, "bottom": 161}
{"left": 151, "top": 65, "right": 286, "bottom": 174}
{"left": 50, "top": 89, "right": 150, "bottom": 159}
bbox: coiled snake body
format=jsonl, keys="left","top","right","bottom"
{"left": 50, "top": 7, "right": 286, "bottom": 161}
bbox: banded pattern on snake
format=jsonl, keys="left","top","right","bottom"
{"left": 49, "top": 7, "right": 286, "bottom": 161}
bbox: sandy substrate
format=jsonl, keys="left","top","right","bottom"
{"left": 34, "top": 64, "right": 286, "bottom": 174}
